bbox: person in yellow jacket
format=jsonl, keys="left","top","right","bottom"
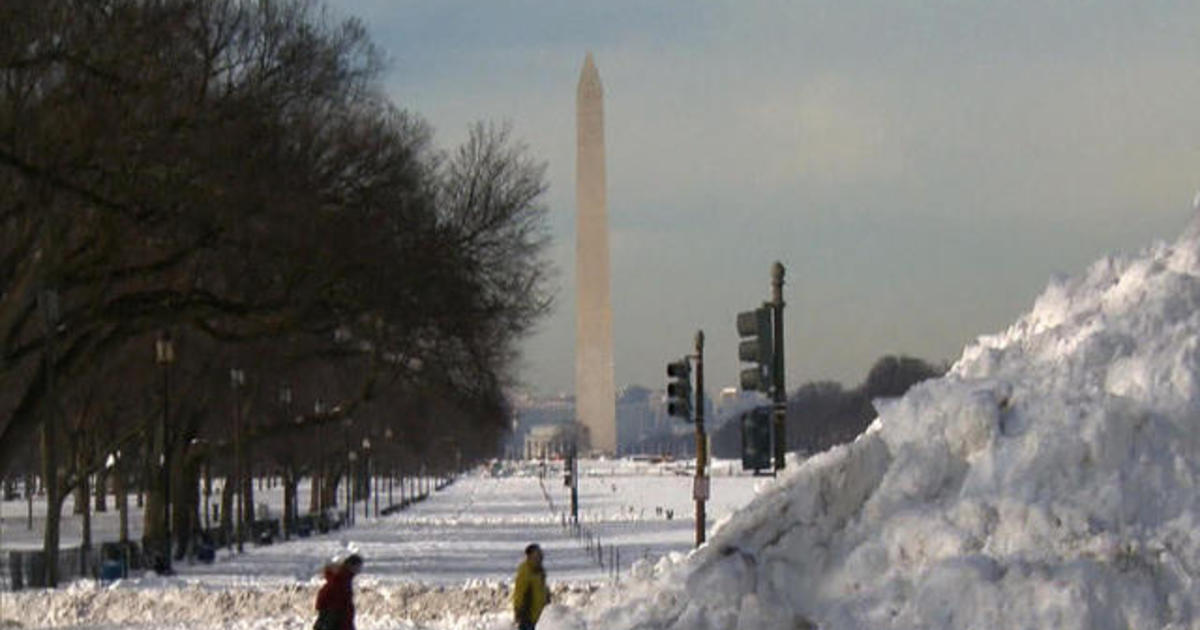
{"left": 513, "top": 543, "right": 550, "bottom": 629}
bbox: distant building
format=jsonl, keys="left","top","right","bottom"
{"left": 506, "top": 393, "right": 575, "bottom": 459}
{"left": 510, "top": 384, "right": 737, "bottom": 458}
{"left": 616, "top": 385, "right": 657, "bottom": 452}
{"left": 523, "top": 423, "right": 585, "bottom": 459}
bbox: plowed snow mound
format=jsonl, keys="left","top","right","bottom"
{"left": 0, "top": 579, "right": 600, "bottom": 629}
{"left": 546, "top": 218, "right": 1200, "bottom": 630}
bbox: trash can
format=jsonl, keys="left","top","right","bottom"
{"left": 195, "top": 543, "right": 216, "bottom": 564}
{"left": 100, "top": 559, "right": 124, "bottom": 583}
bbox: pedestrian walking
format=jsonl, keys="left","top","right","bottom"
{"left": 513, "top": 543, "right": 551, "bottom": 630}
{"left": 314, "top": 554, "right": 363, "bottom": 630}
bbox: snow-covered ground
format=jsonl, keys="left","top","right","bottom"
{"left": 20, "top": 212, "right": 1200, "bottom": 628}
{"left": 0, "top": 459, "right": 764, "bottom": 628}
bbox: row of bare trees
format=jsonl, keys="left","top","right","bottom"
{"left": 0, "top": 0, "right": 553, "bottom": 585}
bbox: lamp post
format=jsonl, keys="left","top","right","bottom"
{"left": 199, "top": 440, "right": 211, "bottom": 533}
{"left": 384, "top": 428, "right": 394, "bottom": 508}
{"left": 279, "top": 384, "right": 293, "bottom": 539}
{"left": 154, "top": 330, "right": 175, "bottom": 573}
{"left": 314, "top": 399, "right": 325, "bottom": 514}
{"left": 230, "top": 367, "right": 245, "bottom": 553}
{"left": 342, "top": 417, "right": 353, "bottom": 524}
{"left": 361, "top": 437, "right": 372, "bottom": 519}
{"left": 346, "top": 450, "right": 357, "bottom": 526}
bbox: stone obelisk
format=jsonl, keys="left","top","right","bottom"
{"left": 575, "top": 52, "right": 616, "bottom": 454}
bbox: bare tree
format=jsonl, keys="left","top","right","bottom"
{"left": 1, "top": 0, "right": 555, "bottom": 585}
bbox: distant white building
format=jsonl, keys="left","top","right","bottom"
{"left": 510, "top": 384, "right": 736, "bottom": 457}
{"left": 523, "top": 423, "right": 584, "bottom": 459}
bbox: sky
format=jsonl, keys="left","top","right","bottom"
{"left": 325, "top": 1, "right": 1200, "bottom": 398}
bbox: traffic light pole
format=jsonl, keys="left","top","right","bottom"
{"left": 693, "top": 331, "right": 707, "bottom": 547}
{"left": 771, "top": 262, "right": 786, "bottom": 472}
{"left": 569, "top": 443, "right": 579, "bottom": 524}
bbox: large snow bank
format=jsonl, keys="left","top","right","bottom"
{"left": 546, "top": 217, "right": 1200, "bottom": 630}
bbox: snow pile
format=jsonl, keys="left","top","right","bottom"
{"left": 0, "top": 578, "right": 601, "bottom": 629}
{"left": 546, "top": 217, "right": 1200, "bottom": 629}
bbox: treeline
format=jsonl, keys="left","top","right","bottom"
{"left": 711, "top": 355, "right": 947, "bottom": 458}
{"left": 0, "top": 0, "right": 552, "bottom": 585}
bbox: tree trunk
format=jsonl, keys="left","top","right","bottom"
{"left": 175, "top": 455, "right": 201, "bottom": 560}
{"left": 327, "top": 471, "right": 341, "bottom": 510}
{"left": 116, "top": 466, "right": 129, "bottom": 543}
{"left": 73, "top": 480, "right": 85, "bottom": 515}
{"left": 142, "top": 482, "right": 165, "bottom": 559}
{"left": 94, "top": 465, "right": 108, "bottom": 513}
{"left": 80, "top": 469, "right": 92, "bottom": 553}
{"left": 220, "top": 477, "right": 234, "bottom": 548}
{"left": 309, "top": 472, "right": 321, "bottom": 514}
{"left": 324, "top": 469, "right": 339, "bottom": 510}
{"left": 282, "top": 467, "right": 297, "bottom": 540}
{"left": 41, "top": 424, "right": 61, "bottom": 587}
{"left": 242, "top": 473, "right": 255, "bottom": 525}
{"left": 141, "top": 428, "right": 167, "bottom": 567}
{"left": 77, "top": 433, "right": 92, "bottom": 552}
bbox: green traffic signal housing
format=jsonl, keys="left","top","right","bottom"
{"left": 666, "top": 358, "right": 692, "bottom": 420}
{"left": 736, "top": 306, "right": 773, "bottom": 392}
{"left": 740, "top": 405, "right": 773, "bottom": 471}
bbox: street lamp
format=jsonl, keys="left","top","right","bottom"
{"left": 154, "top": 330, "right": 175, "bottom": 574}
{"left": 279, "top": 384, "right": 294, "bottom": 539}
{"left": 342, "top": 417, "right": 353, "bottom": 524}
{"left": 346, "top": 450, "right": 357, "bottom": 526}
{"left": 314, "top": 399, "right": 325, "bottom": 514}
{"left": 384, "top": 428, "right": 394, "bottom": 508}
{"left": 230, "top": 367, "right": 245, "bottom": 553}
{"left": 362, "top": 437, "right": 372, "bottom": 519}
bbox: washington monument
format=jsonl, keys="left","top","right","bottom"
{"left": 575, "top": 52, "right": 616, "bottom": 453}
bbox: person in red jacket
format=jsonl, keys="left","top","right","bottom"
{"left": 314, "top": 554, "right": 363, "bottom": 630}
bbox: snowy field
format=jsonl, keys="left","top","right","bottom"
{"left": 0, "top": 459, "right": 765, "bottom": 628}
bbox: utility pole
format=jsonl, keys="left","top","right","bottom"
{"left": 569, "top": 443, "right": 579, "bottom": 524}
{"left": 693, "top": 331, "right": 708, "bottom": 547}
{"left": 771, "top": 262, "right": 787, "bottom": 472}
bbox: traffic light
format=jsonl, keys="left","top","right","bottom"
{"left": 741, "top": 406, "right": 772, "bottom": 471}
{"left": 666, "top": 358, "right": 692, "bottom": 420}
{"left": 736, "top": 306, "right": 773, "bottom": 392}
{"left": 564, "top": 449, "right": 574, "bottom": 487}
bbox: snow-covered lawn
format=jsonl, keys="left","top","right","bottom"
{"left": 0, "top": 459, "right": 764, "bottom": 628}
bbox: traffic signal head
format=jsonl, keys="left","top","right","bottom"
{"left": 740, "top": 406, "right": 773, "bottom": 471}
{"left": 666, "top": 359, "right": 692, "bottom": 420}
{"left": 736, "top": 307, "right": 773, "bottom": 392}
